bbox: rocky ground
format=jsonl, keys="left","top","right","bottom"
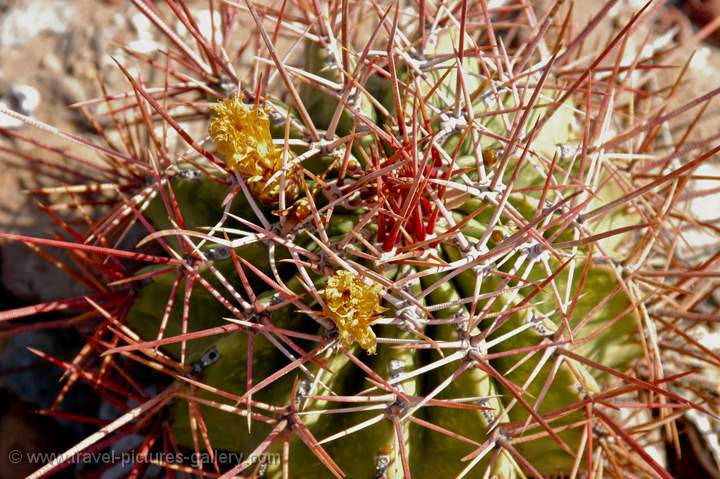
{"left": 0, "top": 0, "right": 718, "bottom": 477}
{"left": 0, "top": 0, "right": 215, "bottom": 304}
{"left": 0, "top": 2, "right": 212, "bottom": 477}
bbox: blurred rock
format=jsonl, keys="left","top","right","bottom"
{"left": 0, "top": 237, "right": 90, "bottom": 303}
{"left": 126, "top": 37, "right": 162, "bottom": 55}
{"left": 0, "top": 0, "right": 75, "bottom": 48}
{"left": 129, "top": 11, "right": 151, "bottom": 38}
{"left": 44, "top": 75, "right": 89, "bottom": 129}
{"left": 127, "top": 11, "right": 160, "bottom": 54}
{"left": 0, "top": 392, "right": 75, "bottom": 479}
{"left": 685, "top": 0, "right": 720, "bottom": 44}
{"left": 0, "top": 331, "right": 72, "bottom": 406}
{"left": 0, "top": 84, "right": 39, "bottom": 129}
{"left": 39, "top": 52, "right": 62, "bottom": 75}
{"left": 194, "top": 9, "right": 223, "bottom": 45}
{"left": 53, "top": 76, "right": 86, "bottom": 106}
{"left": 0, "top": 101, "right": 22, "bottom": 128}
{"left": 676, "top": 162, "right": 720, "bottom": 264}
{"left": 6, "top": 84, "right": 39, "bottom": 115}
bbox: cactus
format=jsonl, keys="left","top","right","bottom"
{"left": 2, "top": 1, "right": 719, "bottom": 478}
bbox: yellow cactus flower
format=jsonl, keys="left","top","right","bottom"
{"left": 323, "top": 271, "right": 386, "bottom": 354}
{"left": 274, "top": 197, "right": 312, "bottom": 223}
{"left": 209, "top": 95, "right": 298, "bottom": 204}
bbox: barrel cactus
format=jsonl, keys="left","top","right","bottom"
{"left": 2, "top": 1, "right": 719, "bottom": 478}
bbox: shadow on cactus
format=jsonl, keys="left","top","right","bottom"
{"left": 1, "top": 1, "right": 719, "bottom": 478}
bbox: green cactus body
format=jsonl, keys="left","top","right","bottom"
{"left": 121, "top": 19, "right": 646, "bottom": 479}
{"left": 301, "top": 38, "right": 377, "bottom": 149}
